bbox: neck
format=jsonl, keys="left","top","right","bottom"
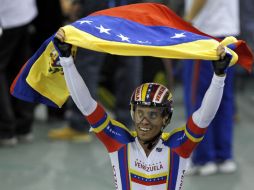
{"left": 138, "top": 132, "right": 162, "bottom": 156}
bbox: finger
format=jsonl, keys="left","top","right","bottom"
{"left": 216, "top": 45, "right": 224, "bottom": 54}
{"left": 55, "top": 34, "right": 64, "bottom": 42}
{"left": 55, "top": 29, "right": 66, "bottom": 42}
{"left": 217, "top": 45, "right": 226, "bottom": 59}
{"left": 58, "top": 28, "right": 65, "bottom": 36}
{"left": 220, "top": 51, "right": 226, "bottom": 59}
{"left": 57, "top": 32, "right": 65, "bottom": 41}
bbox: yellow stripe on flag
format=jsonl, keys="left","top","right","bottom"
{"left": 26, "top": 42, "right": 69, "bottom": 107}
{"left": 62, "top": 25, "right": 238, "bottom": 62}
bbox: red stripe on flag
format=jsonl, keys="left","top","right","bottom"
{"left": 92, "top": 3, "right": 253, "bottom": 71}
{"left": 92, "top": 3, "right": 201, "bottom": 32}
{"left": 234, "top": 40, "right": 254, "bottom": 72}
{"left": 10, "top": 61, "right": 28, "bottom": 94}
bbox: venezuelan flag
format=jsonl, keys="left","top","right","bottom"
{"left": 11, "top": 3, "right": 253, "bottom": 108}
{"left": 10, "top": 36, "right": 61, "bottom": 107}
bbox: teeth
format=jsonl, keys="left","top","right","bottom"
{"left": 140, "top": 127, "right": 151, "bottom": 131}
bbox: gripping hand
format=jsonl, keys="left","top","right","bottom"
{"left": 212, "top": 45, "right": 232, "bottom": 76}
{"left": 53, "top": 37, "right": 72, "bottom": 57}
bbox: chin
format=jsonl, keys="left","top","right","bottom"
{"left": 137, "top": 132, "right": 155, "bottom": 142}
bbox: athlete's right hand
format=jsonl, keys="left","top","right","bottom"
{"left": 53, "top": 28, "right": 72, "bottom": 57}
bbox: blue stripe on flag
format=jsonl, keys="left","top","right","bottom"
{"left": 71, "top": 15, "right": 209, "bottom": 46}
{"left": 11, "top": 35, "right": 58, "bottom": 107}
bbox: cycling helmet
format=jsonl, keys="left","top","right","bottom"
{"left": 130, "top": 83, "right": 173, "bottom": 126}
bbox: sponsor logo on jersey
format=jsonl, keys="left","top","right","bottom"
{"left": 178, "top": 169, "right": 185, "bottom": 190}
{"left": 112, "top": 165, "right": 119, "bottom": 190}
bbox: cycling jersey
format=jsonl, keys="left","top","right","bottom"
{"left": 59, "top": 56, "right": 225, "bottom": 190}
{"left": 86, "top": 104, "right": 206, "bottom": 190}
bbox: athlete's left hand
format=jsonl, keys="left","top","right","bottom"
{"left": 212, "top": 45, "right": 232, "bottom": 76}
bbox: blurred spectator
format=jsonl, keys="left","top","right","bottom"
{"left": 48, "top": 0, "right": 143, "bottom": 142}
{"left": 0, "top": 0, "right": 38, "bottom": 146}
{"left": 31, "top": 0, "right": 63, "bottom": 50}
{"left": 236, "top": 0, "right": 254, "bottom": 90}
{"left": 239, "top": 0, "right": 254, "bottom": 54}
{"left": 183, "top": 0, "right": 239, "bottom": 175}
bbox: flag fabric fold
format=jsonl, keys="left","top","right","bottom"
{"left": 10, "top": 36, "right": 60, "bottom": 107}
{"left": 10, "top": 3, "right": 253, "bottom": 108}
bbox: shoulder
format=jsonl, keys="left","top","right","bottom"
{"left": 161, "top": 126, "right": 186, "bottom": 141}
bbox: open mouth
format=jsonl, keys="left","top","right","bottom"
{"left": 139, "top": 127, "right": 152, "bottom": 132}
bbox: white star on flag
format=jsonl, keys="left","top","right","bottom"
{"left": 170, "top": 33, "right": 186, "bottom": 38}
{"left": 137, "top": 40, "right": 151, "bottom": 44}
{"left": 95, "top": 25, "right": 111, "bottom": 34}
{"left": 76, "top": 20, "right": 93, "bottom": 25}
{"left": 117, "top": 34, "right": 130, "bottom": 42}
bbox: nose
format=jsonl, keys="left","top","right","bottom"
{"left": 140, "top": 117, "right": 150, "bottom": 124}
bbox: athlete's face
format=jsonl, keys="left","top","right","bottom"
{"left": 134, "top": 106, "right": 167, "bottom": 142}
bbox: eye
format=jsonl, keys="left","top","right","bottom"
{"left": 137, "top": 110, "right": 144, "bottom": 118}
{"left": 149, "top": 111, "right": 159, "bottom": 119}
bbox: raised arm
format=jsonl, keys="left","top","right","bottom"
{"left": 192, "top": 45, "right": 232, "bottom": 128}
{"left": 166, "top": 45, "right": 232, "bottom": 158}
{"left": 53, "top": 29, "right": 135, "bottom": 152}
{"left": 54, "top": 29, "right": 97, "bottom": 116}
